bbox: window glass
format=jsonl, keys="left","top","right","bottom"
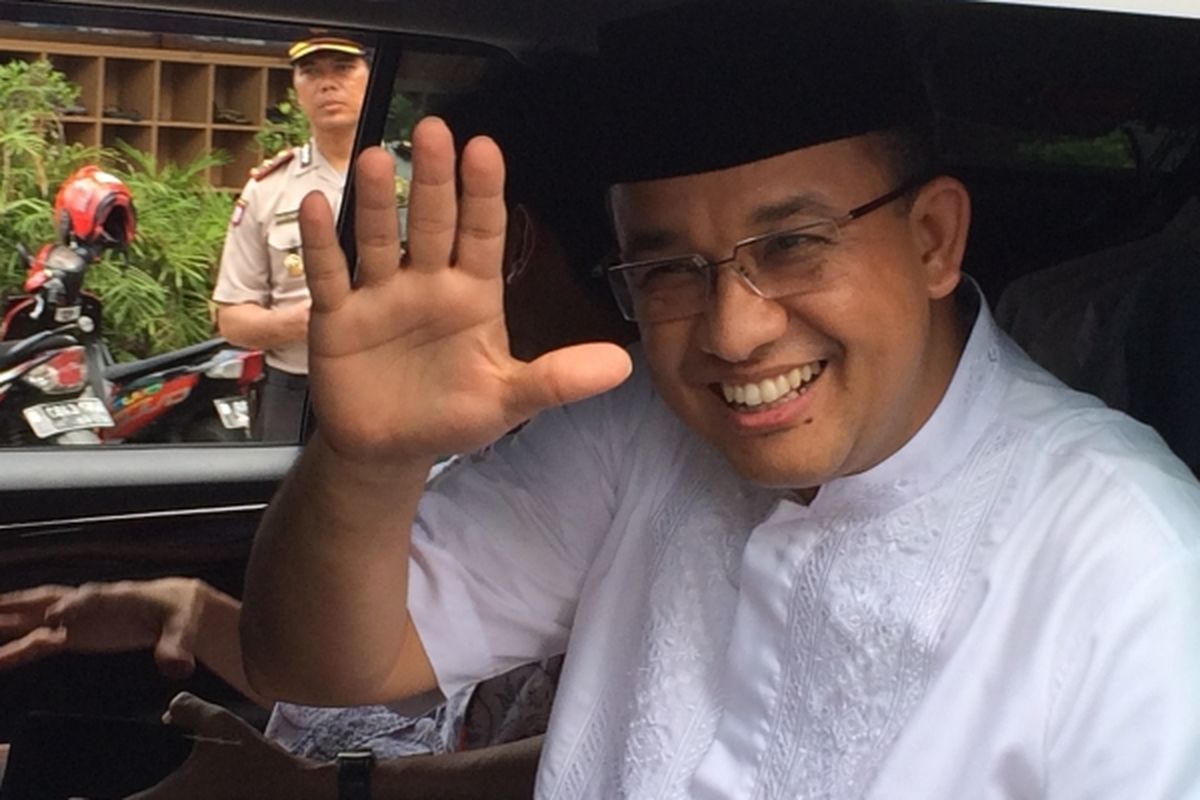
{"left": 0, "top": 12, "right": 494, "bottom": 448}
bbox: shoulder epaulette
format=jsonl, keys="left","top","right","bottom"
{"left": 250, "top": 148, "right": 297, "bottom": 182}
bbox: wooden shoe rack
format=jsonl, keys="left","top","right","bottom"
{"left": 0, "top": 27, "right": 293, "bottom": 190}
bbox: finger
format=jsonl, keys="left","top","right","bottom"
{"left": 0, "top": 614, "right": 40, "bottom": 638}
{"left": 0, "top": 627, "right": 68, "bottom": 669}
{"left": 154, "top": 618, "right": 198, "bottom": 681}
{"left": 404, "top": 116, "right": 459, "bottom": 271}
{"left": 454, "top": 135, "right": 508, "bottom": 278}
{"left": 163, "top": 692, "right": 251, "bottom": 741}
{"left": 0, "top": 585, "right": 70, "bottom": 613}
{"left": 299, "top": 190, "right": 351, "bottom": 314}
{"left": 353, "top": 147, "right": 404, "bottom": 287}
{"left": 0, "top": 609, "right": 53, "bottom": 638}
{"left": 43, "top": 581, "right": 101, "bottom": 626}
{"left": 508, "top": 343, "right": 633, "bottom": 418}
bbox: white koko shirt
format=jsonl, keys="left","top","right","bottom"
{"left": 408, "top": 294, "right": 1200, "bottom": 799}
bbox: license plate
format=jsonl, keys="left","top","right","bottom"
{"left": 23, "top": 397, "right": 115, "bottom": 439}
{"left": 213, "top": 396, "right": 250, "bottom": 430}
{"left": 54, "top": 305, "right": 81, "bottom": 323}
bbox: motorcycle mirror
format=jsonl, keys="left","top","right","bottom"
{"left": 16, "top": 242, "right": 32, "bottom": 268}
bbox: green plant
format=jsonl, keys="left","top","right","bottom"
{"left": 0, "top": 58, "right": 78, "bottom": 203}
{"left": 385, "top": 92, "right": 420, "bottom": 145}
{"left": 257, "top": 88, "right": 310, "bottom": 155}
{"left": 87, "top": 143, "right": 235, "bottom": 361}
{"left": 0, "top": 58, "right": 237, "bottom": 361}
{"left": 0, "top": 58, "right": 105, "bottom": 301}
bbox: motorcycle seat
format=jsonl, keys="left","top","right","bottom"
{"left": 104, "top": 337, "right": 230, "bottom": 383}
{"left": 0, "top": 332, "right": 82, "bottom": 371}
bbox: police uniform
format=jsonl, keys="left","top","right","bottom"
{"left": 212, "top": 139, "right": 346, "bottom": 440}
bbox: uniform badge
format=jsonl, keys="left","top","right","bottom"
{"left": 250, "top": 148, "right": 297, "bottom": 182}
{"left": 230, "top": 198, "right": 248, "bottom": 227}
{"left": 284, "top": 250, "right": 304, "bottom": 277}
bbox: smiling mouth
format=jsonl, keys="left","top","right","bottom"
{"left": 718, "top": 361, "right": 825, "bottom": 411}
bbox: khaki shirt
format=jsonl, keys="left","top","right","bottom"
{"left": 212, "top": 140, "right": 346, "bottom": 374}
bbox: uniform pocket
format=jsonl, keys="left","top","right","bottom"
{"left": 267, "top": 221, "right": 306, "bottom": 290}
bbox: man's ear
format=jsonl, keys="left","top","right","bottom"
{"left": 503, "top": 203, "right": 537, "bottom": 285}
{"left": 907, "top": 176, "right": 971, "bottom": 300}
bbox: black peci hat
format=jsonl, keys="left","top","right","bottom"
{"left": 599, "top": 0, "right": 932, "bottom": 184}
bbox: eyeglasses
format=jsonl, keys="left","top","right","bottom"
{"left": 603, "top": 179, "right": 923, "bottom": 323}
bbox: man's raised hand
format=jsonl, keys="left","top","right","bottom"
{"left": 300, "top": 116, "right": 631, "bottom": 463}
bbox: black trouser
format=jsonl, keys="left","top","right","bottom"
{"left": 254, "top": 366, "right": 308, "bottom": 442}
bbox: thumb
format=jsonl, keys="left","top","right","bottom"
{"left": 510, "top": 342, "right": 632, "bottom": 417}
{"left": 162, "top": 692, "right": 244, "bottom": 739}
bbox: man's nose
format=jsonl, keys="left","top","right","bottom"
{"left": 698, "top": 265, "right": 788, "bottom": 363}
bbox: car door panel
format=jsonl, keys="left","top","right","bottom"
{"left": 0, "top": 447, "right": 294, "bottom": 738}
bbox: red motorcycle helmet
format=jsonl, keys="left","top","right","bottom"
{"left": 53, "top": 166, "right": 137, "bottom": 250}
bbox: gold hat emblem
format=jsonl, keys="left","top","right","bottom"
{"left": 284, "top": 250, "right": 304, "bottom": 277}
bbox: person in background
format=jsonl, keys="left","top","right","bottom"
{"left": 212, "top": 36, "right": 368, "bottom": 441}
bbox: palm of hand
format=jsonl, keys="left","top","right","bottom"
{"left": 300, "top": 119, "right": 631, "bottom": 463}
{"left": 308, "top": 249, "right": 521, "bottom": 459}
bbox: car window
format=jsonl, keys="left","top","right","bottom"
{"left": 0, "top": 9, "right": 497, "bottom": 450}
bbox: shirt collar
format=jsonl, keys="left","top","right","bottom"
{"left": 806, "top": 278, "right": 1005, "bottom": 517}
{"left": 298, "top": 138, "right": 344, "bottom": 182}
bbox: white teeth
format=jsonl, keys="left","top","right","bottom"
{"left": 720, "top": 362, "right": 824, "bottom": 409}
{"left": 744, "top": 382, "right": 763, "bottom": 407}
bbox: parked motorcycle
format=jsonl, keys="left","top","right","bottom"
{"left": 0, "top": 166, "right": 262, "bottom": 445}
{"left": 100, "top": 338, "right": 262, "bottom": 444}
{"left": 0, "top": 237, "right": 111, "bottom": 445}
{"left": 0, "top": 322, "right": 110, "bottom": 446}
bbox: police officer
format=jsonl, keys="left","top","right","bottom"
{"left": 212, "top": 37, "right": 369, "bottom": 441}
